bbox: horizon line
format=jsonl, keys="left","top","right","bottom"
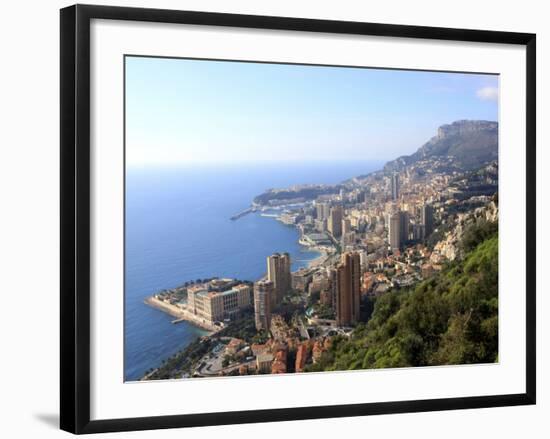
{"left": 125, "top": 158, "right": 388, "bottom": 169}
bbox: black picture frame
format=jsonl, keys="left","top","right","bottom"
{"left": 60, "top": 4, "right": 536, "bottom": 434}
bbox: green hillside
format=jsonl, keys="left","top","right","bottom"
{"left": 306, "top": 230, "right": 498, "bottom": 372}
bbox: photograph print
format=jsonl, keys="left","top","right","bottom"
{"left": 124, "top": 56, "right": 499, "bottom": 382}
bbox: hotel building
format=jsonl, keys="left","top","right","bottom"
{"left": 187, "top": 282, "right": 251, "bottom": 324}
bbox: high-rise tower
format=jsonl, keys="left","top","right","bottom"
{"left": 399, "top": 210, "right": 410, "bottom": 244}
{"left": 328, "top": 205, "right": 343, "bottom": 238}
{"left": 391, "top": 173, "right": 400, "bottom": 200}
{"left": 388, "top": 212, "right": 401, "bottom": 250}
{"left": 335, "top": 252, "right": 361, "bottom": 326}
{"left": 254, "top": 280, "right": 273, "bottom": 331}
{"left": 267, "top": 253, "right": 291, "bottom": 306}
{"left": 421, "top": 204, "right": 434, "bottom": 238}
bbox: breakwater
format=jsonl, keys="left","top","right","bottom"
{"left": 230, "top": 207, "right": 254, "bottom": 220}
{"left": 144, "top": 296, "right": 219, "bottom": 333}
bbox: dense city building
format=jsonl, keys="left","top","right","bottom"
{"left": 254, "top": 279, "right": 273, "bottom": 331}
{"left": 413, "top": 223, "right": 426, "bottom": 241}
{"left": 291, "top": 268, "right": 313, "bottom": 293}
{"left": 399, "top": 210, "right": 410, "bottom": 244}
{"left": 421, "top": 204, "right": 434, "bottom": 238}
{"left": 314, "top": 218, "right": 327, "bottom": 232}
{"left": 388, "top": 211, "right": 401, "bottom": 250}
{"left": 267, "top": 252, "right": 291, "bottom": 306}
{"left": 391, "top": 173, "right": 400, "bottom": 200}
{"left": 328, "top": 204, "right": 343, "bottom": 237}
{"left": 256, "top": 352, "right": 274, "bottom": 373}
{"left": 335, "top": 252, "right": 361, "bottom": 326}
{"left": 342, "top": 218, "right": 351, "bottom": 235}
{"left": 316, "top": 201, "right": 331, "bottom": 221}
{"left": 326, "top": 267, "right": 338, "bottom": 310}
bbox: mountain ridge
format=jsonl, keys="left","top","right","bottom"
{"left": 384, "top": 120, "right": 498, "bottom": 172}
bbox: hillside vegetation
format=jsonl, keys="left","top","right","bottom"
{"left": 306, "top": 228, "right": 498, "bottom": 372}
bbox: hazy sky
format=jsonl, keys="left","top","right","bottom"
{"left": 125, "top": 56, "right": 498, "bottom": 168}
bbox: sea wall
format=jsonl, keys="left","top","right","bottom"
{"left": 144, "top": 296, "right": 219, "bottom": 333}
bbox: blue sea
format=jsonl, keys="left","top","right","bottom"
{"left": 124, "top": 160, "right": 383, "bottom": 381}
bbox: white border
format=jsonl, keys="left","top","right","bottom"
{"left": 90, "top": 19, "right": 526, "bottom": 420}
